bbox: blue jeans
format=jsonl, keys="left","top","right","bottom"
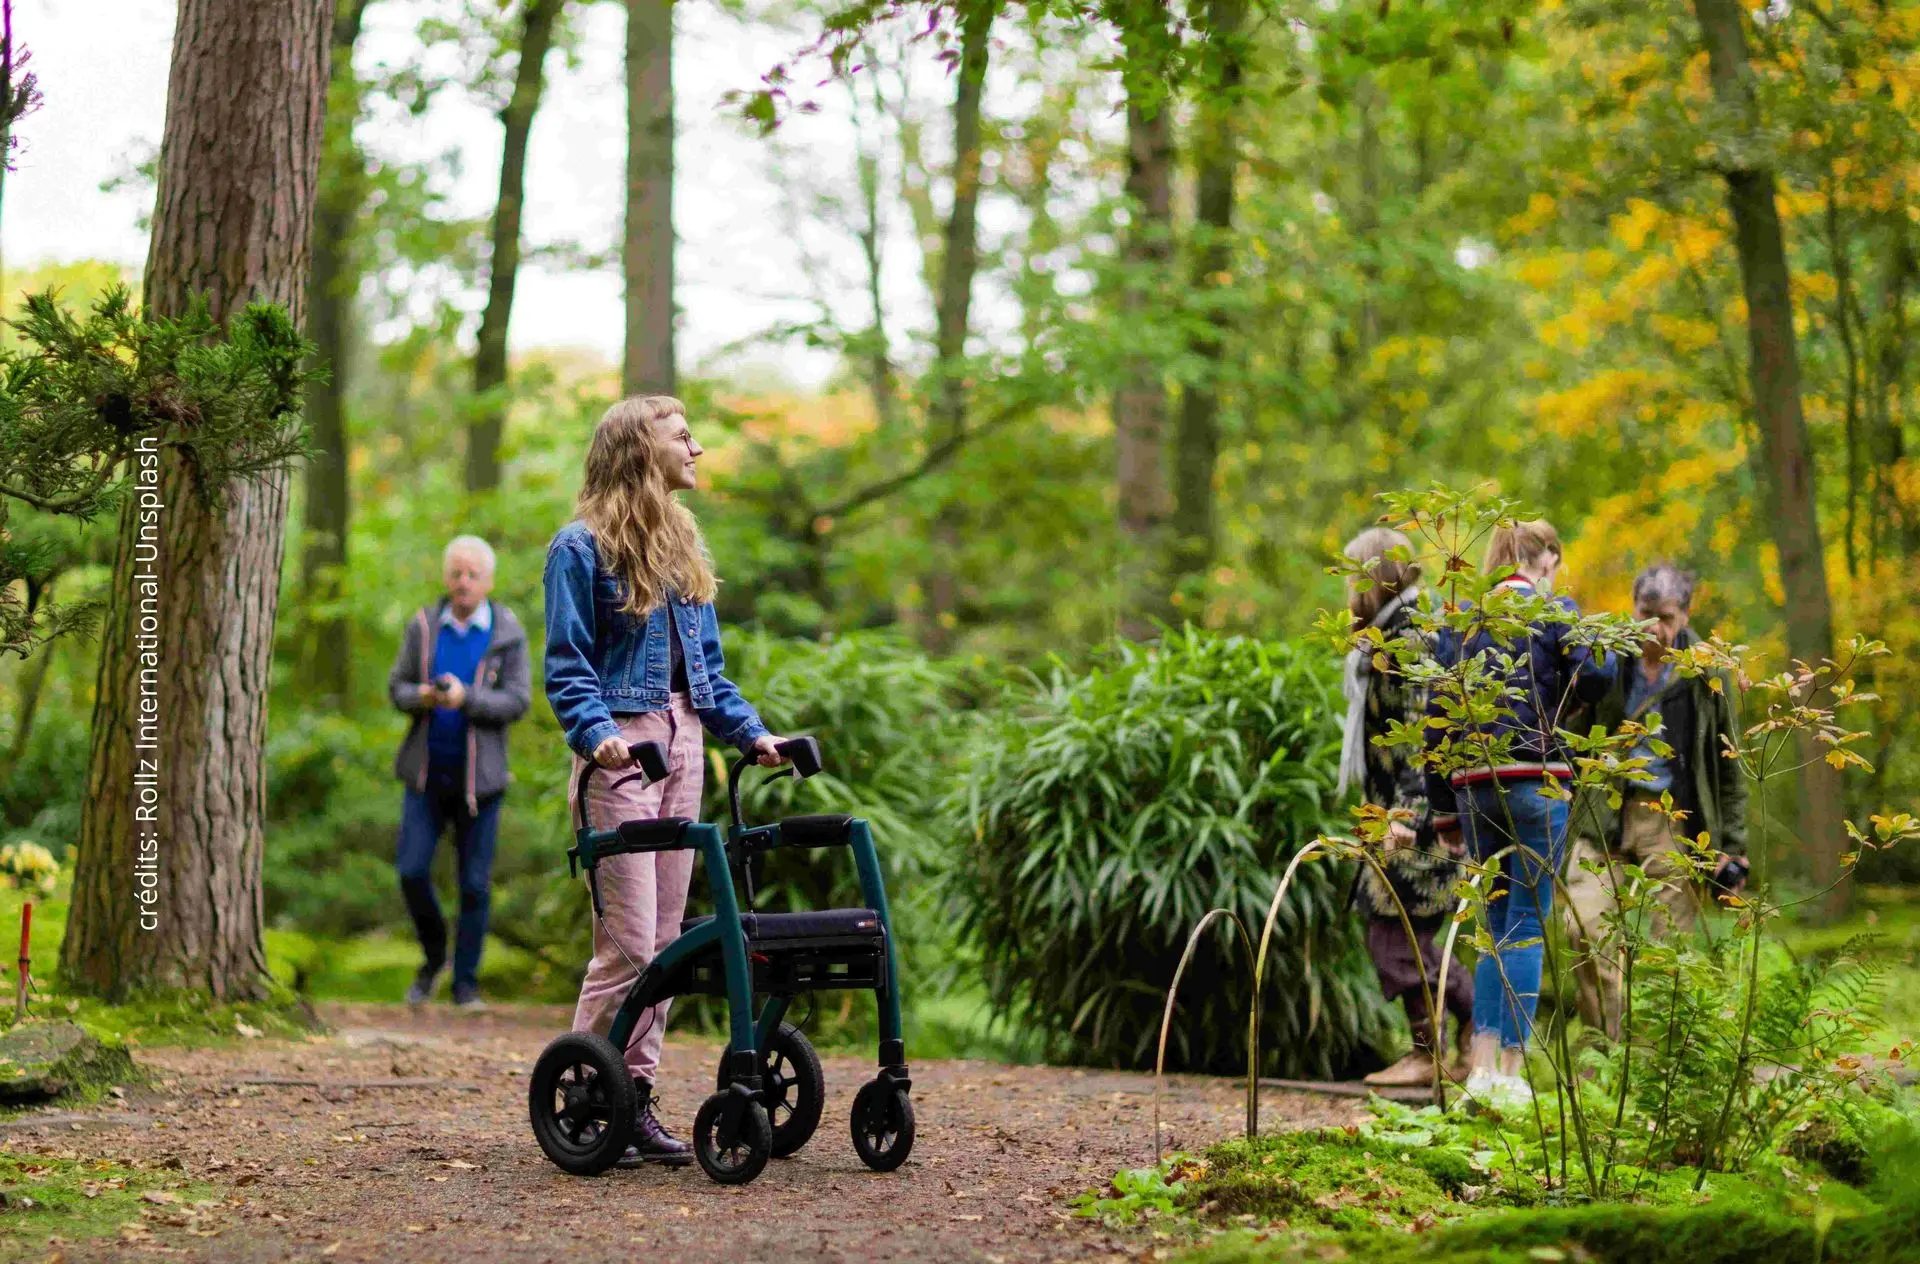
{"left": 397, "top": 766, "right": 502, "bottom": 994}
{"left": 1461, "top": 779, "right": 1568, "bottom": 1049}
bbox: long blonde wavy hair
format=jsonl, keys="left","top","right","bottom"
{"left": 577, "top": 395, "right": 718, "bottom": 616}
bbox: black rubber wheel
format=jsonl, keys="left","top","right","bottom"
{"left": 850, "top": 1079, "right": 915, "bottom": 1172}
{"left": 693, "top": 1091, "right": 773, "bottom": 1186}
{"left": 528, "top": 1032, "right": 636, "bottom": 1176}
{"left": 716, "top": 1021, "right": 825, "bottom": 1158}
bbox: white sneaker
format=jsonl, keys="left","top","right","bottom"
{"left": 1462, "top": 1068, "right": 1533, "bottom": 1113}
{"left": 1488, "top": 1072, "right": 1535, "bottom": 1112}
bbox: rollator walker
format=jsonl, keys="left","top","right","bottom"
{"left": 527, "top": 736, "right": 914, "bottom": 1185}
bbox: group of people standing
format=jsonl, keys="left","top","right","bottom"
{"left": 1338, "top": 520, "right": 1746, "bottom": 1102}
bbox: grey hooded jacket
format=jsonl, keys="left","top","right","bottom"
{"left": 388, "top": 600, "right": 532, "bottom": 811}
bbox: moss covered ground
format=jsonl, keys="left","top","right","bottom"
{"left": 0, "top": 1150, "right": 220, "bottom": 1253}
{"left": 1073, "top": 1100, "right": 1920, "bottom": 1264}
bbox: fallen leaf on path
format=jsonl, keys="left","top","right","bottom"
{"left": 140, "top": 1191, "right": 179, "bottom": 1205}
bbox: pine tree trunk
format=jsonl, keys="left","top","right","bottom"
{"left": 1170, "top": 0, "right": 1242, "bottom": 590}
{"left": 467, "top": 0, "right": 565, "bottom": 492}
{"left": 297, "top": 0, "right": 371, "bottom": 708}
{"left": 63, "top": 0, "right": 330, "bottom": 1000}
{"left": 0, "top": 624, "right": 52, "bottom": 785}
{"left": 1113, "top": 16, "right": 1175, "bottom": 641}
{"left": 923, "top": 0, "right": 995, "bottom": 645}
{"left": 1692, "top": 0, "right": 1847, "bottom": 917}
{"left": 622, "top": 0, "right": 673, "bottom": 397}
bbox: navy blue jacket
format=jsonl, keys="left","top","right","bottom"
{"left": 1422, "top": 577, "right": 1615, "bottom": 824}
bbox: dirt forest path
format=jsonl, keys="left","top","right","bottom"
{"left": 14, "top": 1003, "right": 1363, "bottom": 1263}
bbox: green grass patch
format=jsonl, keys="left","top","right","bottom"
{"left": 0, "top": 1149, "right": 219, "bottom": 1250}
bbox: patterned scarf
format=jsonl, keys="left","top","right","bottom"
{"left": 1337, "top": 585, "right": 1420, "bottom": 797}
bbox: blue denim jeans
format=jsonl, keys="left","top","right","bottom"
{"left": 396, "top": 766, "right": 502, "bottom": 994}
{"left": 1461, "top": 779, "right": 1569, "bottom": 1049}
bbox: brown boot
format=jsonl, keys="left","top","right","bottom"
{"left": 1364, "top": 1052, "right": 1439, "bottom": 1088}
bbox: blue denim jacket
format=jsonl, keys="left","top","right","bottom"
{"left": 543, "top": 520, "right": 770, "bottom": 760}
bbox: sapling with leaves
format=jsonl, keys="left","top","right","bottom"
{"left": 1314, "top": 485, "right": 1917, "bottom": 1201}
{"left": 0, "top": 286, "right": 315, "bottom": 658}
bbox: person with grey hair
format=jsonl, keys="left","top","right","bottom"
{"left": 1562, "top": 561, "right": 1747, "bottom": 1037}
{"left": 388, "top": 535, "right": 532, "bottom": 1008}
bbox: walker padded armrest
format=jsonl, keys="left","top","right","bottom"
{"left": 775, "top": 814, "right": 854, "bottom": 848}
{"left": 609, "top": 817, "right": 694, "bottom": 854}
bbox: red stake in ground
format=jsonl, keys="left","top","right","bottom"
{"left": 15, "top": 901, "right": 30, "bottom": 1022}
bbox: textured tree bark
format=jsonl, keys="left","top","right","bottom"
{"left": 922, "top": 0, "right": 996, "bottom": 645}
{"left": 1113, "top": 13, "right": 1175, "bottom": 641}
{"left": 63, "top": 0, "right": 330, "bottom": 999}
{"left": 297, "top": 0, "right": 372, "bottom": 708}
{"left": 1693, "top": 0, "right": 1847, "bottom": 917}
{"left": 467, "top": 0, "right": 565, "bottom": 492}
{"left": 622, "top": 0, "right": 673, "bottom": 397}
{"left": 1169, "top": 0, "right": 1243, "bottom": 590}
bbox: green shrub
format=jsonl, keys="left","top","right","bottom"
{"left": 947, "top": 627, "right": 1393, "bottom": 1077}
{"left": 694, "top": 630, "right": 977, "bottom": 918}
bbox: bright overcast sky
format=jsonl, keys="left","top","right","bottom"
{"left": 8, "top": 0, "right": 946, "bottom": 387}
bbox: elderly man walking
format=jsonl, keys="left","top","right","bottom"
{"left": 1563, "top": 562, "right": 1748, "bottom": 1037}
{"left": 388, "top": 535, "right": 532, "bottom": 1008}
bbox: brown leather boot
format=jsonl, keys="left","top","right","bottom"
{"left": 1364, "top": 1051, "right": 1439, "bottom": 1088}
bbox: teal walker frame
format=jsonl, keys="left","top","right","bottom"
{"left": 527, "top": 736, "right": 915, "bottom": 1185}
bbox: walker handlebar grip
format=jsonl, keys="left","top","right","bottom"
{"left": 571, "top": 739, "right": 672, "bottom": 832}
{"left": 778, "top": 736, "right": 823, "bottom": 779}
{"left": 631, "top": 739, "right": 671, "bottom": 784}
{"left": 726, "top": 736, "right": 824, "bottom": 828}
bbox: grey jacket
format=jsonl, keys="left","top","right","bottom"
{"left": 389, "top": 600, "right": 533, "bottom": 810}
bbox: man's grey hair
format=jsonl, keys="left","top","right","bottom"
{"left": 1633, "top": 562, "right": 1694, "bottom": 610}
{"left": 444, "top": 534, "right": 496, "bottom": 576}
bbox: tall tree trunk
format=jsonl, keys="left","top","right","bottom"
{"left": 1, "top": 640, "right": 50, "bottom": 785}
{"left": 466, "top": 0, "right": 565, "bottom": 492}
{"left": 1170, "top": 0, "right": 1243, "bottom": 590}
{"left": 63, "top": 0, "right": 330, "bottom": 999}
{"left": 1870, "top": 232, "right": 1913, "bottom": 558}
{"left": 856, "top": 126, "right": 895, "bottom": 430}
{"left": 622, "top": 0, "right": 672, "bottom": 397}
{"left": 1692, "top": 0, "right": 1846, "bottom": 917}
{"left": 922, "top": 0, "right": 996, "bottom": 645}
{"left": 297, "top": 0, "right": 371, "bottom": 708}
{"left": 1113, "top": 9, "right": 1175, "bottom": 640}
{"left": 0, "top": 575, "right": 55, "bottom": 787}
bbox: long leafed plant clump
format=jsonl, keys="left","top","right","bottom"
{"left": 947, "top": 626, "right": 1393, "bottom": 1078}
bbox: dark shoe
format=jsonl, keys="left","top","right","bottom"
{"left": 617, "top": 1078, "right": 692, "bottom": 1167}
{"left": 451, "top": 985, "right": 487, "bottom": 1012}
{"left": 406, "top": 965, "right": 444, "bottom": 1008}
